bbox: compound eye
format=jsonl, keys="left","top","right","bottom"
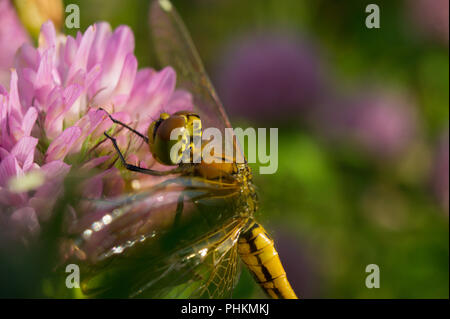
{"left": 156, "top": 116, "right": 187, "bottom": 141}
{"left": 148, "top": 115, "right": 189, "bottom": 165}
{"left": 173, "top": 110, "right": 192, "bottom": 117}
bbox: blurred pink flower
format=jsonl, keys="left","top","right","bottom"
{"left": 313, "top": 90, "right": 419, "bottom": 160}
{"left": 0, "top": 21, "right": 192, "bottom": 243}
{"left": 216, "top": 31, "right": 324, "bottom": 123}
{"left": 0, "top": 0, "right": 31, "bottom": 87}
{"left": 407, "top": 0, "right": 449, "bottom": 45}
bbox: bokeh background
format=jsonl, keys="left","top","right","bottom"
{"left": 2, "top": 0, "right": 448, "bottom": 298}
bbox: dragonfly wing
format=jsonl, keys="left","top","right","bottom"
{"left": 150, "top": 0, "right": 231, "bottom": 131}
{"left": 134, "top": 218, "right": 245, "bottom": 298}
{"left": 65, "top": 175, "right": 245, "bottom": 298}
{"left": 150, "top": 0, "right": 246, "bottom": 164}
{"left": 194, "top": 238, "right": 241, "bottom": 298}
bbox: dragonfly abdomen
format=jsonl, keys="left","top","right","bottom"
{"left": 237, "top": 221, "right": 298, "bottom": 299}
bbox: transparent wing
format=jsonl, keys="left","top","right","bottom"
{"left": 64, "top": 175, "right": 246, "bottom": 298}
{"left": 149, "top": 0, "right": 245, "bottom": 162}
{"left": 133, "top": 218, "right": 245, "bottom": 298}
{"left": 194, "top": 237, "right": 241, "bottom": 298}
{"left": 150, "top": 0, "right": 231, "bottom": 131}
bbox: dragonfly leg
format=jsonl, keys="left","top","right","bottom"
{"left": 99, "top": 108, "right": 149, "bottom": 144}
{"left": 104, "top": 132, "right": 181, "bottom": 176}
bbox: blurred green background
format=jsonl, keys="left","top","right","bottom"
{"left": 62, "top": 0, "right": 448, "bottom": 298}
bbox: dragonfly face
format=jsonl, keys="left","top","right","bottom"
{"left": 59, "top": 0, "right": 297, "bottom": 299}
{"left": 148, "top": 111, "right": 201, "bottom": 166}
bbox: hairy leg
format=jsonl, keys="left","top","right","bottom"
{"left": 104, "top": 132, "right": 181, "bottom": 176}
{"left": 99, "top": 108, "right": 149, "bottom": 143}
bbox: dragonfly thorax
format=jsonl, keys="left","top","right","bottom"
{"left": 235, "top": 164, "right": 258, "bottom": 218}
{"left": 148, "top": 111, "right": 258, "bottom": 216}
{"left": 147, "top": 111, "right": 242, "bottom": 181}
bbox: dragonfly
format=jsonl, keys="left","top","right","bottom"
{"left": 62, "top": 0, "right": 297, "bottom": 299}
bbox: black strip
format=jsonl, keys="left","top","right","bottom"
{"left": 254, "top": 251, "right": 262, "bottom": 264}
{"left": 153, "top": 118, "right": 163, "bottom": 140}
{"left": 240, "top": 222, "right": 259, "bottom": 241}
{"left": 260, "top": 264, "right": 273, "bottom": 282}
{"left": 247, "top": 235, "right": 258, "bottom": 254}
{"left": 0, "top": 299, "right": 445, "bottom": 316}
{"left": 270, "top": 287, "right": 284, "bottom": 299}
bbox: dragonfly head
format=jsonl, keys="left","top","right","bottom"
{"left": 148, "top": 111, "right": 202, "bottom": 165}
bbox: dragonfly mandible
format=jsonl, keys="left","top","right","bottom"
{"left": 62, "top": 0, "right": 297, "bottom": 299}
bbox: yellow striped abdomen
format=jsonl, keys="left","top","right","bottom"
{"left": 238, "top": 221, "right": 298, "bottom": 299}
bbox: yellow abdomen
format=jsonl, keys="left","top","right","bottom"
{"left": 238, "top": 221, "right": 298, "bottom": 299}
